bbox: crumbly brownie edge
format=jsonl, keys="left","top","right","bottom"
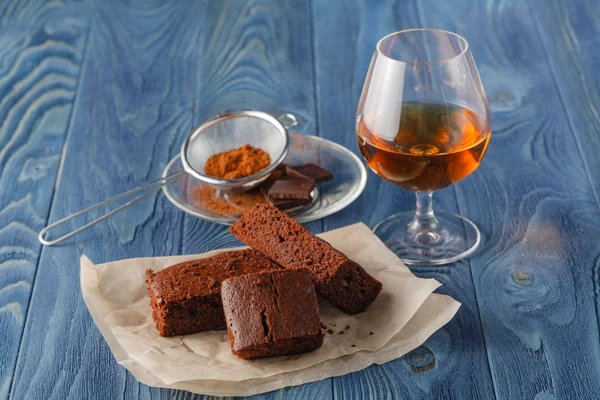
{"left": 232, "top": 333, "right": 324, "bottom": 360}
{"left": 157, "top": 302, "right": 226, "bottom": 336}
{"left": 146, "top": 270, "right": 166, "bottom": 335}
{"left": 318, "top": 261, "right": 383, "bottom": 314}
{"left": 146, "top": 269, "right": 226, "bottom": 337}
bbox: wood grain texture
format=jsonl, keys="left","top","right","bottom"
{"left": 312, "top": 0, "right": 495, "bottom": 399}
{"left": 417, "top": 0, "right": 600, "bottom": 398}
{"left": 529, "top": 0, "right": 600, "bottom": 207}
{"left": 9, "top": 1, "right": 203, "bottom": 399}
{"left": 0, "top": 1, "right": 89, "bottom": 398}
{"left": 180, "top": 1, "right": 328, "bottom": 398}
{"left": 528, "top": 7, "right": 600, "bottom": 391}
{"left": 4, "top": 0, "right": 600, "bottom": 399}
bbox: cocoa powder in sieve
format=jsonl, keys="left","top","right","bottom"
{"left": 204, "top": 144, "right": 271, "bottom": 179}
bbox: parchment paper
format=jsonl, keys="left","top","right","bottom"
{"left": 89, "top": 293, "right": 459, "bottom": 397}
{"left": 81, "top": 223, "right": 460, "bottom": 394}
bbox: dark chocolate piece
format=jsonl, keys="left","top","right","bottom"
{"left": 269, "top": 170, "right": 285, "bottom": 180}
{"left": 146, "top": 249, "right": 279, "bottom": 337}
{"left": 221, "top": 269, "right": 324, "bottom": 360}
{"left": 267, "top": 177, "right": 315, "bottom": 201}
{"left": 267, "top": 197, "right": 311, "bottom": 210}
{"left": 260, "top": 178, "right": 277, "bottom": 197}
{"left": 286, "top": 163, "right": 333, "bottom": 182}
{"left": 274, "top": 163, "right": 288, "bottom": 174}
{"left": 229, "top": 204, "right": 383, "bottom": 314}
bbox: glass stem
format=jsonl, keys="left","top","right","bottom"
{"left": 408, "top": 191, "right": 439, "bottom": 233}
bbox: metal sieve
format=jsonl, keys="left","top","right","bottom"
{"left": 39, "top": 111, "right": 297, "bottom": 246}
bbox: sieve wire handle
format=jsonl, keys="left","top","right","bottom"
{"left": 277, "top": 113, "right": 298, "bottom": 130}
{"left": 38, "top": 171, "right": 184, "bottom": 246}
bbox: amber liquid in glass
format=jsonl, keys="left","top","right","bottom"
{"left": 357, "top": 102, "right": 491, "bottom": 191}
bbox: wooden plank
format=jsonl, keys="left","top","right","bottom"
{"left": 529, "top": 0, "right": 600, "bottom": 205}
{"left": 179, "top": 1, "right": 329, "bottom": 398}
{"left": 528, "top": 6, "right": 600, "bottom": 386}
{"left": 311, "top": 0, "right": 495, "bottom": 399}
{"left": 416, "top": 0, "right": 600, "bottom": 398}
{"left": 0, "top": 1, "right": 90, "bottom": 398}
{"left": 9, "top": 1, "right": 205, "bottom": 399}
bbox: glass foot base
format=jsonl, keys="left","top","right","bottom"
{"left": 373, "top": 210, "right": 481, "bottom": 265}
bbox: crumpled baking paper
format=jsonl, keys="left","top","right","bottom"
{"left": 81, "top": 223, "right": 460, "bottom": 396}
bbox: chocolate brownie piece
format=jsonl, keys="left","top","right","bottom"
{"left": 229, "top": 204, "right": 382, "bottom": 314}
{"left": 221, "top": 269, "right": 324, "bottom": 359}
{"left": 146, "top": 249, "right": 279, "bottom": 337}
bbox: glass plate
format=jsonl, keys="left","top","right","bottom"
{"left": 162, "top": 134, "right": 367, "bottom": 225}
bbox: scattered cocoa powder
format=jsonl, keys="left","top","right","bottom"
{"left": 204, "top": 144, "right": 270, "bottom": 179}
{"left": 191, "top": 147, "right": 332, "bottom": 216}
{"left": 192, "top": 185, "right": 267, "bottom": 216}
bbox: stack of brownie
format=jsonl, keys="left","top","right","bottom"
{"left": 262, "top": 163, "right": 333, "bottom": 210}
{"left": 146, "top": 204, "right": 382, "bottom": 360}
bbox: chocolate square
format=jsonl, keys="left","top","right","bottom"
{"left": 274, "top": 163, "right": 288, "bottom": 174}
{"left": 267, "top": 177, "right": 315, "bottom": 201}
{"left": 267, "top": 197, "right": 311, "bottom": 210}
{"left": 286, "top": 164, "right": 333, "bottom": 182}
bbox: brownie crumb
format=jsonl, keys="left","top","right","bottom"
{"left": 351, "top": 344, "right": 356, "bottom": 347}
{"left": 338, "top": 331, "right": 345, "bottom": 334}
{"left": 208, "top": 277, "right": 219, "bottom": 289}
{"left": 225, "top": 260, "right": 239, "bottom": 270}
{"left": 369, "top": 331, "right": 374, "bottom": 335}
{"left": 327, "top": 329, "right": 334, "bottom": 334}
{"left": 345, "top": 325, "right": 350, "bottom": 330}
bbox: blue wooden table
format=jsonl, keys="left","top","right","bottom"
{"left": 2, "top": 0, "right": 600, "bottom": 398}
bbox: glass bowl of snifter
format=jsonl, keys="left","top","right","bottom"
{"left": 356, "top": 28, "right": 491, "bottom": 265}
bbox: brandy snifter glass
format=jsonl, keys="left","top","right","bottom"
{"left": 356, "top": 29, "right": 491, "bottom": 265}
